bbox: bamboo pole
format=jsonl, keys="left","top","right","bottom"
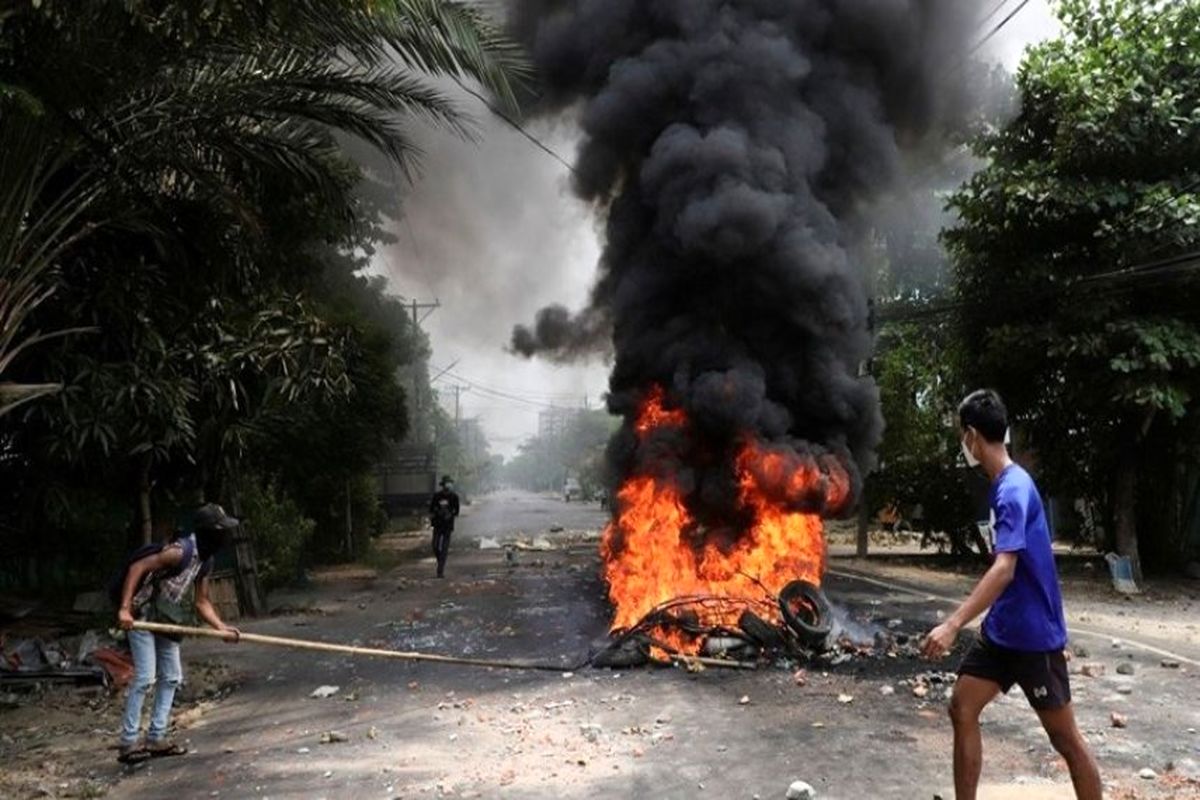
{"left": 131, "top": 621, "right": 755, "bottom": 671}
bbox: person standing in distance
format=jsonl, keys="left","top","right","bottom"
{"left": 429, "top": 475, "right": 460, "bottom": 578}
{"left": 922, "top": 389, "right": 1101, "bottom": 800}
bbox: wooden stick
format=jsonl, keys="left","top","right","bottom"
{"left": 131, "top": 621, "right": 754, "bottom": 671}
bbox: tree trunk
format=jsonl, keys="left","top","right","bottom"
{"left": 344, "top": 480, "right": 354, "bottom": 557}
{"left": 138, "top": 456, "right": 153, "bottom": 545}
{"left": 1112, "top": 409, "right": 1155, "bottom": 585}
{"left": 1113, "top": 447, "right": 1141, "bottom": 584}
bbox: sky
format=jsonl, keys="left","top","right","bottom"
{"left": 375, "top": 1, "right": 1062, "bottom": 459}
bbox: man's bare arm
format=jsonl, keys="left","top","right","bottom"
{"left": 116, "top": 548, "right": 183, "bottom": 629}
{"left": 922, "top": 551, "right": 1018, "bottom": 658}
{"left": 194, "top": 577, "right": 239, "bottom": 642}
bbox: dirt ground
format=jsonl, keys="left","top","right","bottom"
{"left": 2, "top": 490, "right": 1199, "bottom": 799}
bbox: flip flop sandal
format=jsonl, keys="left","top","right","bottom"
{"left": 146, "top": 740, "right": 189, "bottom": 758}
{"left": 117, "top": 745, "right": 152, "bottom": 765}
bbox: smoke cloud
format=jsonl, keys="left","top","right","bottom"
{"left": 508, "top": 1, "right": 982, "bottom": 515}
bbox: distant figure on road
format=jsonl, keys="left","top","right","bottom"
{"left": 111, "top": 503, "right": 241, "bottom": 764}
{"left": 429, "top": 475, "right": 460, "bottom": 578}
{"left": 922, "top": 389, "right": 1101, "bottom": 800}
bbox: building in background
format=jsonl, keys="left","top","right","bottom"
{"left": 538, "top": 407, "right": 580, "bottom": 441}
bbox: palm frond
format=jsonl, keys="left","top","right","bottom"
{"left": 0, "top": 104, "right": 99, "bottom": 415}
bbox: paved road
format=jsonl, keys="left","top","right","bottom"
{"left": 92, "top": 491, "right": 1198, "bottom": 800}
{"left": 453, "top": 489, "right": 610, "bottom": 542}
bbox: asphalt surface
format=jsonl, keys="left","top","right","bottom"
{"left": 87, "top": 490, "right": 1200, "bottom": 800}
{"left": 452, "top": 490, "right": 610, "bottom": 543}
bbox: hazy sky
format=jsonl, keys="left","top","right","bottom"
{"left": 376, "top": 1, "right": 1061, "bottom": 458}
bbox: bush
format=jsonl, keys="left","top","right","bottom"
{"left": 238, "top": 474, "right": 315, "bottom": 590}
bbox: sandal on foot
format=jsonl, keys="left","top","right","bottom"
{"left": 146, "top": 739, "right": 189, "bottom": 758}
{"left": 117, "top": 744, "right": 151, "bottom": 764}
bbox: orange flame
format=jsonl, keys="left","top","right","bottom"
{"left": 633, "top": 385, "right": 687, "bottom": 438}
{"left": 601, "top": 388, "right": 850, "bottom": 655}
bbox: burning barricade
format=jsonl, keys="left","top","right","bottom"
{"left": 591, "top": 388, "right": 860, "bottom": 669}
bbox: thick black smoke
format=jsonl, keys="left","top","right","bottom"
{"left": 508, "top": 1, "right": 980, "bottom": 522}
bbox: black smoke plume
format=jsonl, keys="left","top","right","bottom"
{"left": 508, "top": 1, "right": 981, "bottom": 521}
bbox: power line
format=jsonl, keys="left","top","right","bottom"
{"left": 978, "top": 0, "right": 1015, "bottom": 29}
{"left": 467, "top": 383, "right": 573, "bottom": 410}
{"left": 429, "top": 364, "right": 589, "bottom": 402}
{"left": 430, "top": 374, "right": 565, "bottom": 411}
{"left": 969, "top": 0, "right": 1032, "bottom": 55}
{"left": 454, "top": 79, "right": 577, "bottom": 176}
{"left": 877, "top": 247, "right": 1200, "bottom": 325}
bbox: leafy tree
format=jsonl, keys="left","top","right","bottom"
{"left": 944, "top": 0, "right": 1200, "bottom": 579}
{"left": 866, "top": 320, "right": 982, "bottom": 554}
{"left": 0, "top": 112, "right": 97, "bottom": 417}
{"left": 0, "top": 0, "right": 526, "bottom": 584}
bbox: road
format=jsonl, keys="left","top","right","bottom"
{"left": 452, "top": 488, "right": 610, "bottom": 542}
{"left": 54, "top": 491, "right": 1200, "bottom": 798}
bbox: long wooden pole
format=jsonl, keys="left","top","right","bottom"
{"left": 131, "top": 621, "right": 754, "bottom": 671}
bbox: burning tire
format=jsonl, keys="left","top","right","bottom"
{"left": 778, "top": 580, "right": 832, "bottom": 649}
{"left": 737, "top": 609, "right": 783, "bottom": 648}
{"left": 590, "top": 633, "right": 651, "bottom": 668}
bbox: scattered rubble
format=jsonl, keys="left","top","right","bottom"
{"left": 786, "top": 780, "right": 817, "bottom": 799}
{"left": 579, "top": 723, "right": 602, "bottom": 743}
{"left": 900, "top": 670, "right": 956, "bottom": 701}
{"left": 1, "top": 632, "right": 111, "bottom": 688}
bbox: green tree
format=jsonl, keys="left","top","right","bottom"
{"left": 0, "top": 0, "right": 526, "bottom": 583}
{"left": 0, "top": 112, "right": 97, "bottom": 417}
{"left": 867, "top": 319, "right": 981, "bottom": 553}
{"left": 944, "top": 0, "right": 1200, "bottom": 579}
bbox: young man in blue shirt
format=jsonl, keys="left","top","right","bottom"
{"left": 922, "top": 389, "right": 1101, "bottom": 800}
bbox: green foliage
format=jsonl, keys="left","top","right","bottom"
{"left": 867, "top": 321, "right": 980, "bottom": 553}
{"left": 236, "top": 473, "right": 315, "bottom": 590}
{"left": 0, "top": 106, "right": 97, "bottom": 417}
{"left": 943, "top": 0, "right": 1200, "bottom": 571}
{"left": 0, "top": 0, "right": 524, "bottom": 588}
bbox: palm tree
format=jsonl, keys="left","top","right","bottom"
{"left": 0, "top": 0, "right": 527, "bottom": 409}
{"left": 0, "top": 111, "right": 98, "bottom": 417}
{"left": 1, "top": 0, "right": 529, "bottom": 542}
{"left": 4, "top": 0, "right": 527, "bottom": 227}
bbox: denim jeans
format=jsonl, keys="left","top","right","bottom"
{"left": 120, "top": 630, "right": 182, "bottom": 746}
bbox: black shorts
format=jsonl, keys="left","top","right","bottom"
{"left": 957, "top": 634, "right": 1071, "bottom": 710}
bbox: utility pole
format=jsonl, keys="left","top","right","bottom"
{"left": 857, "top": 296, "right": 877, "bottom": 559}
{"left": 448, "top": 383, "right": 470, "bottom": 425}
{"left": 408, "top": 298, "right": 440, "bottom": 415}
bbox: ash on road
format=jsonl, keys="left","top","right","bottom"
{"left": 5, "top": 491, "right": 1198, "bottom": 800}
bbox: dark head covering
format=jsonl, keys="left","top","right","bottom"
{"left": 194, "top": 503, "right": 239, "bottom": 532}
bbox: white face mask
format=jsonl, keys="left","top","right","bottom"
{"left": 961, "top": 432, "right": 980, "bottom": 467}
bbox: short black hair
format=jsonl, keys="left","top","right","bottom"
{"left": 958, "top": 389, "right": 1008, "bottom": 443}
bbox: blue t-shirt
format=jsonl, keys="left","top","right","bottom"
{"left": 982, "top": 464, "right": 1068, "bottom": 652}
